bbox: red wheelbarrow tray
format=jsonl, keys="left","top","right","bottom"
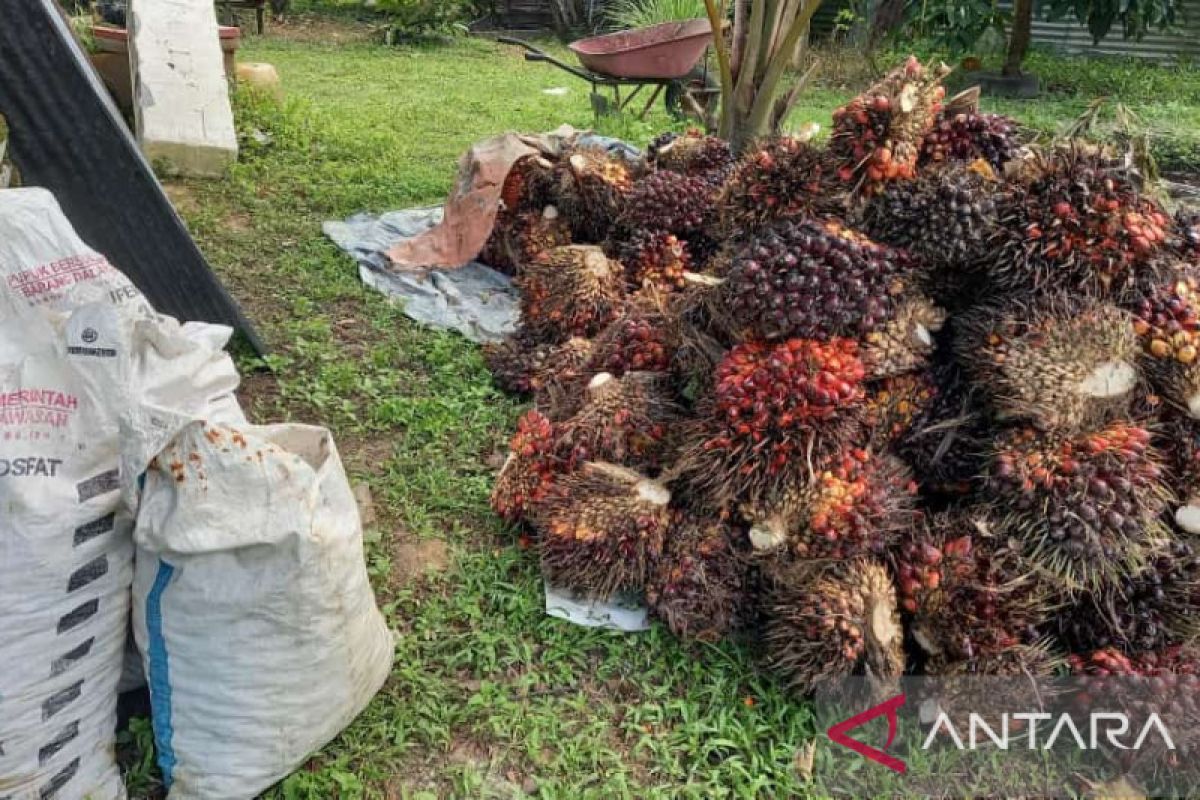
{"left": 568, "top": 19, "right": 715, "bottom": 81}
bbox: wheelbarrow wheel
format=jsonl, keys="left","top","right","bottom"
{"left": 665, "top": 67, "right": 719, "bottom": 130}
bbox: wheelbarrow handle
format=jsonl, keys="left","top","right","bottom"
{"left": 496, "top": 37, "right": 552, "bottom": 63}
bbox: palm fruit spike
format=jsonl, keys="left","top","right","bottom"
{"left": 721, "top": 219, "right": 915, "bottom": 342}
{"left": 646, "top": 512, "right": 747, "bottom": 642}
{"left": 534, "top": 461, "right": 671, "bottom": 599}
{"left": 744, "top": 449, "right": 917, "bottom": 560}
{"left": 618, "top": 170, "right": 716, "bottom": 239}
{"left": 717, "top": 137, "right": 845, "bottom": 236}
{"left": 860, "top": 371, "right": 938, "bottom": 447}
{"left": 990, "top": 147, "right": 1172, "bottom": 296}
{"left": 647, "top": 129, "right": 735, "bottom": 180}
{"left": 1054, "top": 540, "right": 1200, "bottom": 653}
{"left": 1128, "top": 267, "right": 1200, "bottom": 418}
{"left": 764, "top": 559, "right": 904, "bottom": 697}
{"left": 480, "top": 205, "right": 571, "bottom": 275}
{"left": 985, "top": 421, "right": 1172, "bottom": 592}
{"left": 614, "top": 229, "right": 691, "bottom": 293}
{"left": 830, "top": 56, "right": 951, "bottom": 194}
{"left": 554, "top": 147, "right": 635, "bottom": 243}
{"left": 956, "top": 294, "right": 1139, "bottom": 431}
{"left": 515, "top": 245, "right": 624, "bottom": 344}
{"left": 482, "top": 332, "right": 594, "bottom": 399}
{"left": 898, "top": 360, "right": 989, "bottom": 497}
{"left": 665, "top": 273, "right": 730, "bottom": 403}
{"left": 897, "top": 511, "right": 1050, "bottom": 660}
{"left": 860, "top": 293, "right": 946, "bottom": 379}
{"left": 587, "top": 306, "right": 679, "bottom": 377}
{"left": 674, "top": 338, "right": 868, "bottom": 507}
{"left": 491, "top": 410, "right": 567, "bottom": 524}
{"left": 859, "top": 162, "right": 999, "bottom": 278}
{"left": 555, "top": 372, "right": 679, "bottom": 471}
{"left": 919, "top": 111, "right": 1019, "bottom": 171}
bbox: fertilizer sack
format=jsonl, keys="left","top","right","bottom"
{"left": 0, "top": 305, "right": 133, "bottom": 800}
{"left": 125, "top": 419, "right": 394, "bottom": 800}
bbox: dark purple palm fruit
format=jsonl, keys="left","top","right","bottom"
{"left": 646, "top": 512, "right": 748, "bottom": 642}
{"left": 718, "top": 137, "right": 847, "bottom": 237}
{"left": 647, "top": 129, "right": 735, "bottom": 182}
{"left": 919, "top": 111, "right": 1019, "bottom": 171}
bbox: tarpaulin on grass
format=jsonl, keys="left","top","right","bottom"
{"left": 322, "top": 206, "right": 519, "bottom": 344}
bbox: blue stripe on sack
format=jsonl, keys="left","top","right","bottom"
{"left": 146, "top": 560, "right": 177, "bottom": 789}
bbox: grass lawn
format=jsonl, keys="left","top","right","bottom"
{"left": 127, "top": 10, "right": 1200, "bottom": 798}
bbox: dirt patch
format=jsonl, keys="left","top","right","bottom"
{"left": 223, "top": 211, "right": 253, "bottom": 233}
{"left": 266, "top": 11, "right": 378, "bottom": 45}
{"left": 236, "top": 368, "right": 285, "bottom": 423}
{"left": 162, "top": 181, "right": 201, "bottom": 216}
{"left": 391, "top": 537, "right": 452, "bottom": 586}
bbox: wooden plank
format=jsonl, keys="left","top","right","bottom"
{"left": 0, "top": 0, "right": 263, "bottom": 352}
{"left": 129, "top": 0, "right": 238, "bottom": 176}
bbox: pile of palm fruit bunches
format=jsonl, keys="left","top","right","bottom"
{"left": 482, "top": 56, "right": 1200, "bottom": 714}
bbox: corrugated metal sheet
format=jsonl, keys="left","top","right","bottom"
{"left": 0, "top": 0, "right": 262, "bottom": 352}
{"left": 1001, "top": 0, "right": 1200, "bottom": 61}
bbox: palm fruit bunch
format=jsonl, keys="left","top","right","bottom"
{"left": 555, "top": 372, "right": 679, "bottom": 471}
{"left": 896, "top": 511, "right": 1049, "bottom": 663}
{"left": 1177, "top": 208, "right": 1200, "bottom": 263}
{"left": 744, "top": 449, "right": 917, "bottom": 561}
{"left": 721, "top": 219, "right": 913, "bottom": 342}
{"left": 718, "top": 137, "right": 845, "bottom": 237}
{"left": 534, "top": 462, "right": 671, "bottom": 599}
{"left": 764, "top": 560, "right": 905, "bottom": 697}
{"left": 897, "top": 360, "right": 990, "bottom": 497}
{"left": 515, "top": 245, "right": 625, "bottom": 343}
{"left": 860, "top": 371, "right": 938, "bottom": 447}
{"left": 860, "top": 293, "right": 946, "bottom": 379}
{"left": 919, "top": 111, "right": 1019, "bottom": 171}
{"left": 587, "top": 306, "right": 679, "bottom": 377}
{"left": 645, "top": 512, "right": 747, "bottom": 641}
{"left": 613, "top": 229, "right": 692, "bottom": 293}
{"left": 499, "top": 154, "right": 555, "bottom": 213}
{"left": 677, "top": 338, "right": 867, "bottom": 506}
{"left": 1157, "top": 413, "right": 1200, "bottom": 533}
{"left": 554, "top": 147, "right": 635, "bottom": 243}
{"left": 491, "top": 410, "right": 567, "bottom": 524}
{"left": 956, "top": 294, "right": 1139, "bottom": 430}
{"left": 480, "top": 205, "right": 572, "bottom": 274}
{"left": 985, "top": 421, "right": 1172, "bottom": 591}
{"left": 859, "top": 162, "right": 998, "bottom": 291}
{"left": 830, "top": 56, "right": 951, "bottom": 192}
{"left": 1127, "top": 267, "right": 1200, "bottom": 416}
{"left": 991, "top": 148, "right": 1173, "bottom": 296}
{"left": 619, "top": 169, "right": 716, "bottom": 239}
{"left": 483, "top": 332, "right": 594, "bottom": 399}
{"left": 647, "top": 129, "right": 735, "bottom": 181}
{"left": 1055, "top": 540, "right": 1200, "bottom": 653}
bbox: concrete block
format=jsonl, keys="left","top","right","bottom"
{"left": 129, "top": 0, "right": 238, "bottom": 177}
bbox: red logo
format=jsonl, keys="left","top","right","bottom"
{"left": 826, "top": 694, "right": 907, "bottom": 774}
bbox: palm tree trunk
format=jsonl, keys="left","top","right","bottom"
{"left": 1003, "top": 0, "right": 1034, "bottom": 76}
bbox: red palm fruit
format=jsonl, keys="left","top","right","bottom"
{"left": 587, "top": 306, "right": 680, "bottom": 377}
{"left": 673, "top": 338, "right": 868, "bottom": 507}
{"left": 646, "top": 512, "right": 748, "bottom": 642}
{"left": 555, "top": 372, "right": 680, "bottom": 471}
{"left": 491, "top": 410, "right": 570, "bottom": 524}
{"left": 984, "top": 421, "right": 1173, "bottom": 593}
{"left": 499, "top": 154, "right": 555, "bottom": 212}
{"left": 515, "top": 245, "right": 625, "bottom": 344}
{"left": 722, "top": 218, "right": 919, "bottom": 343}
{"left": 533, "top": 462, "right": 671, "bottom": 599}
{"left": 764, "top": 559, "right": 905, "bottom": 697}
{"left": 717, "top": 137, "right": 846, "bottom": 236}
{"left": 956, "top": 293, "right": 1140, "bottom": 431}
{"left": 990, "top": 147, "right": 1171, "bottom": 296}
{"left": 743, "top": 449, "right": 917, "bottom": 561}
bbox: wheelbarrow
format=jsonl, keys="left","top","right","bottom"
{"left": 498, "top": 19, "right": 721, "bottom": 126}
